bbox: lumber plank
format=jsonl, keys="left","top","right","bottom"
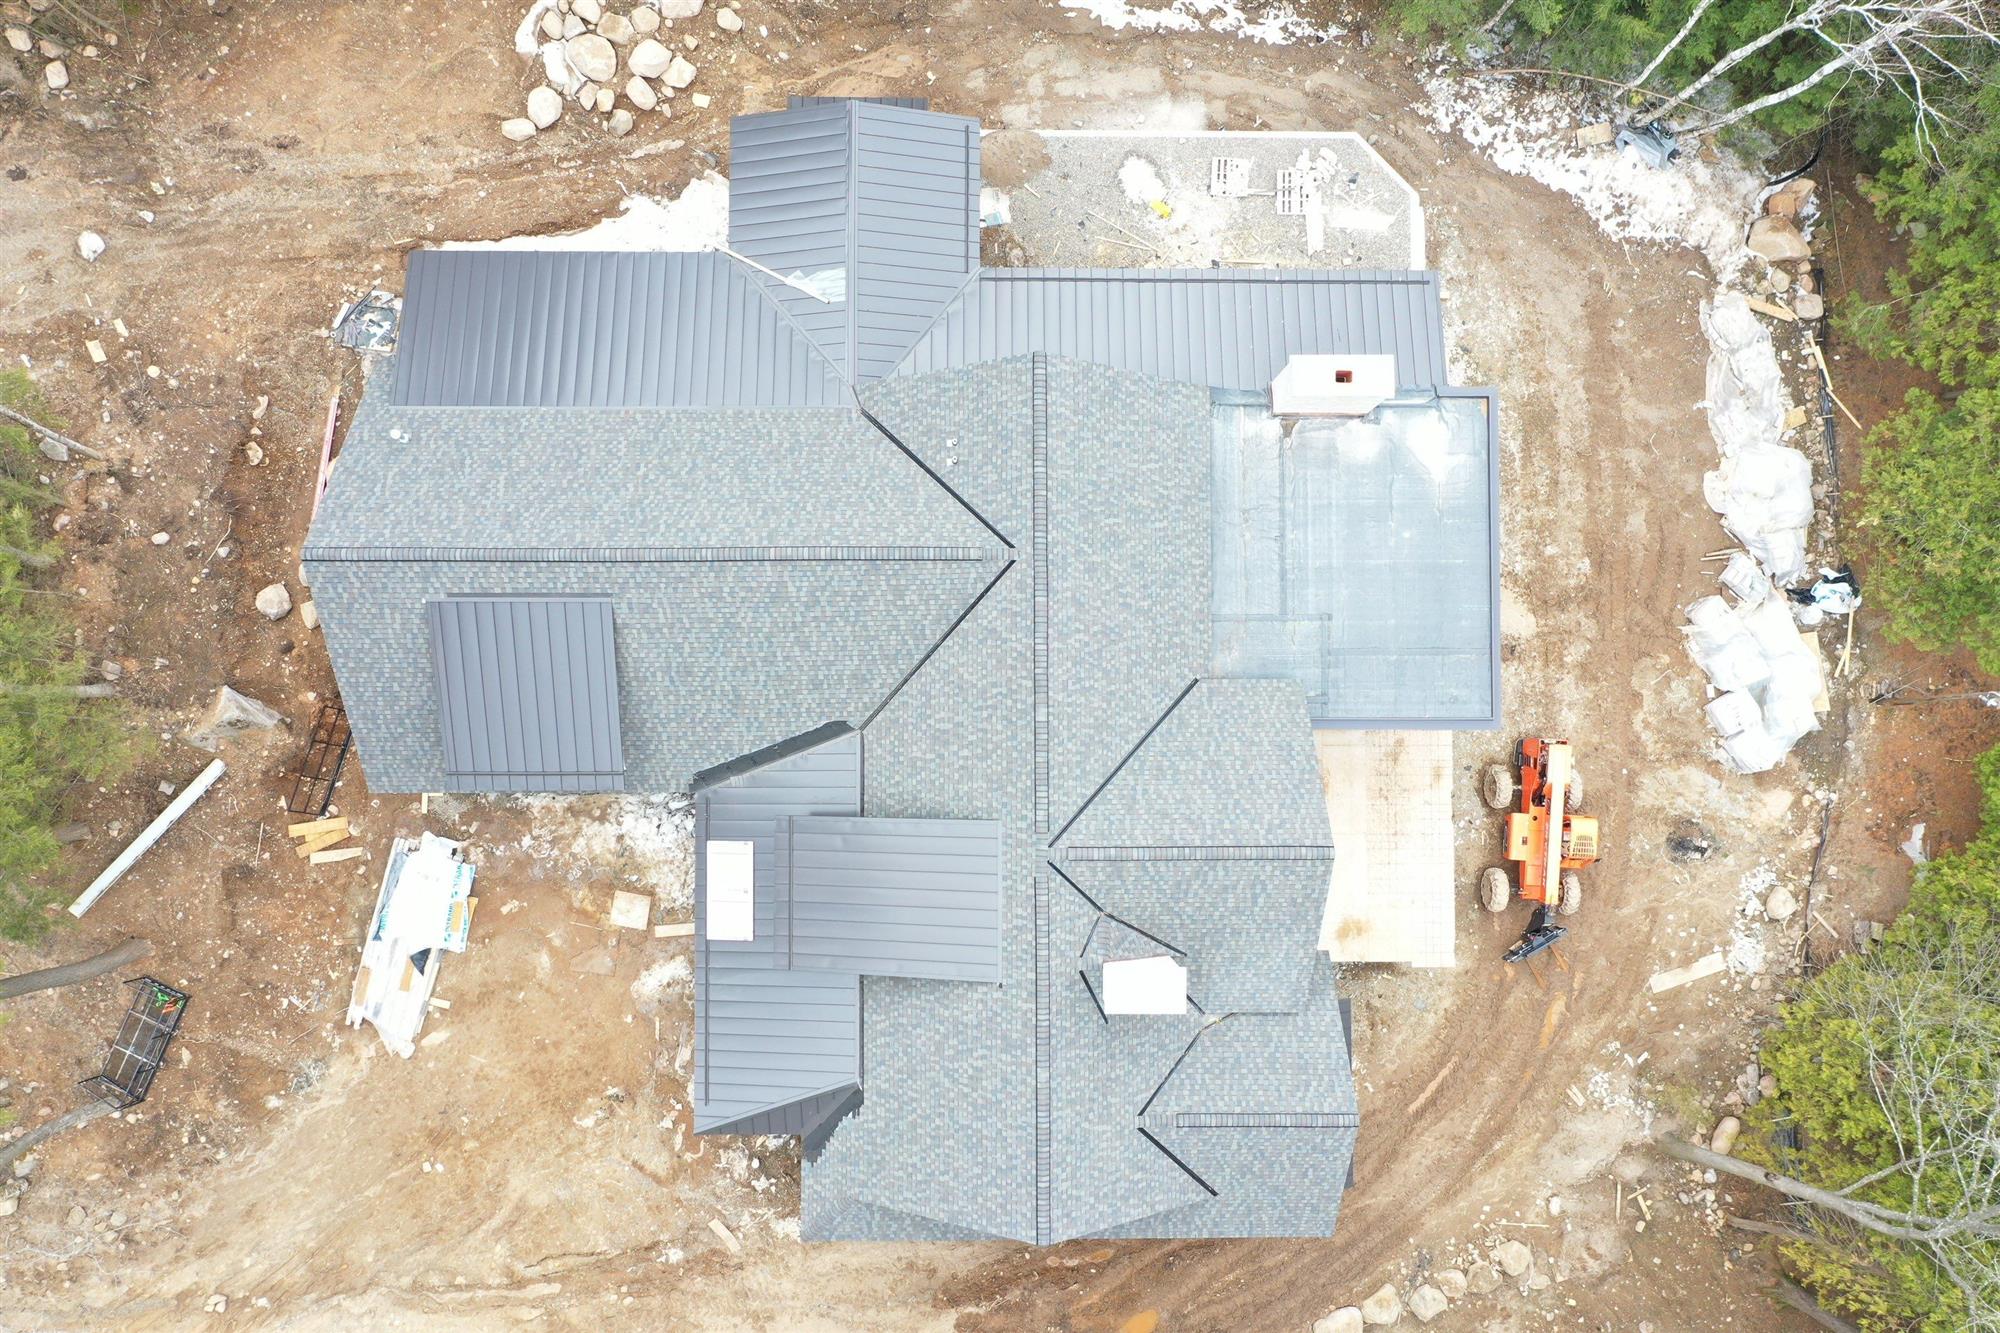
{"left": 309, "top": 846, "right": 366, "bottom": 865}
{"left": 287, "top": 815, "right": 348, "bottom": 838}
{"left": 294, "top": 828, "right": 350, "bottom": 856}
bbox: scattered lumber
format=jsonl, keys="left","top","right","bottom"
{"left": 287, "top": 815, "right": 348, "bottom": 838}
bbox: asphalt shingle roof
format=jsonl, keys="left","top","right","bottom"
{"left": 301, "top": 97, "right": 1506, "bottom": 1243}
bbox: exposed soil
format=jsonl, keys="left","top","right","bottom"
{"left": 0, "top": 4, "right": 1984, "bottom": 1331}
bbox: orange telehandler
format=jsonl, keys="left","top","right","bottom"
{"left": 1480, "top": 737, "right": 1601, "bottom": 962}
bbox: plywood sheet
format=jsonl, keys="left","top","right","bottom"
{"left": 1317, "top": 730, "right": 1456, "bottom": 968}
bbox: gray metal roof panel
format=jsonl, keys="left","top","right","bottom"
{"left": 783, "top": 815, "right": 1001, "bottom": 982}
{"left": 893, "top": 268, "right": 1452, "bottom": 392}
{"left": 695, "top": 729, "right": 862, "bottom": 970}
{"left": 389, "top": 250, "right": 843, "bottom": 408}
{"left": 694, "top": 730, "right": 865, "bottom": 1133}
{"left": 427, "top": 596, "right": 623, "bottom": 793}
{"left": 728, "top": 101, "right": 979, "bottom": 384}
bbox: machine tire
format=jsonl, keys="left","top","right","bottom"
{"left": 1482, "top": 765, "right": 1516, "bottom": 811}
{"left": 1565, "top": 769, "right": 1585, "bottom": 809}
{"left": 1480, "top": 867, "right": 1512, "bottom": 913}
{"left": 1558, "top": 870, "right": 1583, "bottom": 916}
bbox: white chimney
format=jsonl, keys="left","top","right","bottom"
{"left": 1271, "top": 353, "right": 1397, "bottom": 418}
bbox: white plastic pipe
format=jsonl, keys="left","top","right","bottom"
{"left": 68, "top": 759, "right": 226, "bottom": 918}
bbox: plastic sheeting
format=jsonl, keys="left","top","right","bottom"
{"left": 1700, "top": 292, "right": 1814, "bottom": 587}
{"left": 1685, "top": 593, "right": 1826, "bottom": 774}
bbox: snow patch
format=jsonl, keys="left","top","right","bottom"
{"left": 442, "top": 171, "right": 731, "bottom": 253}
{"left": 1060, "top": 0, "right": 1340, "bottom": 46}
{"left": 1423, "top": 72, "right": 1767, "bottom": 282}
{"left": 514, "top": 794, "right": 695, "bottom": 912}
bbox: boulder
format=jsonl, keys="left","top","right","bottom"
{"left": 299, "top": 600, "right": 318, "bottom": 631}
{"left": 625, "top": 75, "right": 657, "bottom": 110}
{"left": 657, "top": 0, "right": 705, "bottom": 15}
{"left": 1408, "top": 1286, "right": 1448, "bottom": 1324}
{"left": 1465, "top": 1262, "right": 1500, "bottom": 1294}
{"left": 1764, "top": 883, "right": 1799, "bottom": 921}
{"left": 594, "top": 84, "right": 614, "bottom": 112}
{"left": 189, "top": 686, "right": 284, "bottom": 750}
{"left": 42, "top": 57, "right": 65, "bottom": 89}
{"left": 562, "top": 12, "right": 585, "bottom": 37}
{"left": 1313, "top": 1309, "right": 1364, "bottom": 1333}
{"left": 1766, "top": 177, "right": 1816, "bottom": 216}
{"left": 627, "top": 37, "right": 671, "bottom": 77}
{"left": 566, "top": 31, "right": 616, "bottom": 83}
{"left": 631, "top": 5, "right": 660, "bottom": 32}
{"left": 500, "top": 116, "right": 538, "bottom": 141}
{"left": 1359, "top": 1283, "right": 1402, "bottom": 1326}
{"left": 76, "top": 230, "right": 105, "bottom": 261}
{"left": 1711, "top": 1114, "right": 1743, "bottom": 1156}
{"left": 3, "top": 26, "right": 27, "bottom": 52}
{"left": 527, "top": 84, "right": 563, "bottom": 128}
{"left": 539, "top": 8, "right": 564, "bottom": 39}
{"left": 1792, "top": 292, "right": 1825, "bottom": 321}
{"left": 574, "top": 79, "right": 598, "bottom": 107}
{"left": 662, "top": 52, "right": 696, "bottom": 87}
{"left": 1747, "top": 215, "right": 1810, "bottom": 263}
{"left": 1495, "top": 1240, "right": 1533, "bottom": 1277}
{"left": 715, "top": 5, "right": 741, "bottom": 30}
{"left": 1435, "top": 1269, "right": 1467, "bottom": 1300}
{"left": 255, "top": 582, "right": 293, "bottom": 619}
{"left": 607, "top": 107, "right": 634, "bottom": 136}
{"left": 597, "top": 10, "right": 634, "bottom": 43}
{"left": 572, "top": 0, "right": 600, "bottom": 20}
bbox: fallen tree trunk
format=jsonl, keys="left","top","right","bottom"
{"left": 0, "top": 936, "right": 152, "bottom": 1000}
{"left": 1776, "top": 1276, "right": 1864, "bottom": 1333}
{"left": 0, "top": 403, "right": 105, "bottom": 461}
{"left": 0, "top": 1100, "right": 114, "bottom": 1174}
{"left": 0, "top": 681, "right": 116, "bottom": 699}
{"left": 1657, "top": 1136, "right": 1973, "bottom": 1242}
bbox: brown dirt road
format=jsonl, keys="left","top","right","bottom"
{"left": 4, "top": 2, "right": 1984, "bottom": 1329}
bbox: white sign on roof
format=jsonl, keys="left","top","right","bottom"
{"left": 1102, "top": 954, "right": 1188, "bottom": 1015}
{"left": 705, "top": 839, "right": 756, "bottom": 941}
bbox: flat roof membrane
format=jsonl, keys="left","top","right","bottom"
{"left": 1209, "top": 393, "right": 1498, "bottom": 727}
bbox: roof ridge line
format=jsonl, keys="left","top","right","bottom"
{"left": 859, "top": 557, "right": 1016, "bottom": 731}
{"left": 878, "top": 264, "right": 986, "bottom": 382}
{"left": 720, "top": 246, "right": 850, "bottom": 395}
{"left": 854, "top": 403, "right": 1017, "bottom": 551}
{"left": 1048, "top": 678, "right": 1201, "bottom": 847}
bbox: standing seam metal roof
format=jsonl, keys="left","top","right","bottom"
{"left": 426, "top": 596, "right": 624, "bottom": 793}
{"left": 388, "top": 250, "right": 845, "bottom": 408}
{"left": 729, "top": 100, "right": 981, "bottom": 383}
{"left": 892, "top": 268, "right": 1452, "bottom": 392}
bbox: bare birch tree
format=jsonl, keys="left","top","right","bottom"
{"left": 1659, "top": 930, "right": 2000, "bottom": 1329}
{"left": 1632, "top": 0, "right": 1999, "bottom": 153}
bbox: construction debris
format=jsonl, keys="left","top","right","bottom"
{"left": 1648, "top": 951, "right": 1726, "bottom": 994}
{"left": 346, "top": 834, "right": 478, "bottom": 1057}
{"left": 608, "top": 889, "right": 652, "bottom": 930}
{"left": 69, "top": 759, "right": 226, "bottom": 918}
{"left": 288, "top": 812, "right": 359, "bottom": 864}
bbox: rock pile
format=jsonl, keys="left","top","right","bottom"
{"left": 507, "top": 0, "right": 742, "bottom": 141}
{"left": 1747, "top": 177, "right": 1823, "bottom": 319}
{"left": 3, "top": 3, "right": 115, "bottom": 93}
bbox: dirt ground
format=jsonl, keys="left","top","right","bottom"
{"left": 2, "top": 3, "right": 1994, "bottom": 1330}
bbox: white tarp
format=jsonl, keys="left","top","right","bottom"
{"left": 1685, "top": 592, "right": 1826, "bottom": 773}
{"left": 1700, "top": 292, "right": 1814, "bottom": 587}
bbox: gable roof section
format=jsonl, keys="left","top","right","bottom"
{"left": 305, "top": 400, "right": 997, "bottom": 557}
{"left": 695, "top": 727, "right": 864, "bottom": 1136}
{"left": 729, "top": 99, "right": 981, "bottom": 383}
{"left": 389, "top": 250, "right": 844, "bottom": 408}
{"left": 894, "top": 268, "right": 1452, "bottom": 392}
{"left": 427, "top": 596, "right": 624, "bottom": 793}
